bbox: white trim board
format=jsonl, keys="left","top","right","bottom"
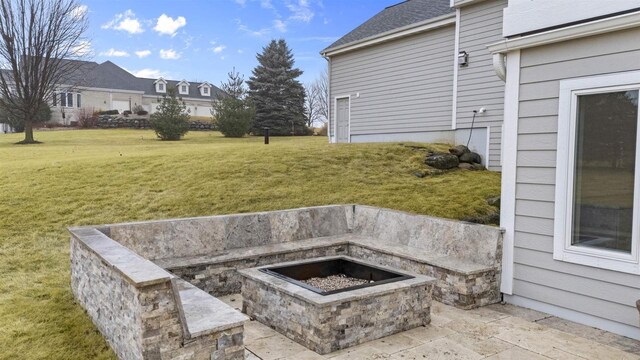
{"left": 451, "top": 8, "right": 461, "bottom": 130}
{"left": 321, "top": 14, "right": 455, "bottom": 57}
{"left": 488, "top": 10, "right": 640, "bottom": 54}
{"left": 499, "top": 50, "right": 520, "bottom": 294}
{"left": 505, "top": 294, "right": 640, "bottom": 340}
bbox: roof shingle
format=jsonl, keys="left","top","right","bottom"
{"left": 322, "top": 0, "right": 454, "bottom": 53}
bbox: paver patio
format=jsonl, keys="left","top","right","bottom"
{"left": 217, "top": 294, "right": 640, "bottom": 360}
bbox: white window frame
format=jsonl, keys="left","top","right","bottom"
{"left": 202, "top": 86, "right": 210, "bottom": 96}
{"left": 156, "top": 82, "right": 166, "bottom": 93}
{"left": 554, "top": 71, "right": 640, "bottom": 274}
{"left": 179, "top": 84, "right": 188, "bottom": 95}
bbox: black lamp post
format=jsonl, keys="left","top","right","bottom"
{"left": 263, "top": 127, "right": 270, "bottom": 145}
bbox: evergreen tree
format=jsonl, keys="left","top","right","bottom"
{"left": 149, "top": 89, "right": 191, "bottom": 140}
{"left": 247, "top": 39, "right": 307, "bottom": 135}
{"left": 213, "top": 68, "right": 255, "bottom": 137}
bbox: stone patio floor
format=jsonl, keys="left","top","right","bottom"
{"left": 218, "top": 294, "right": 640, "bottom": 360}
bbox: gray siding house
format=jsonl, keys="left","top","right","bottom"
{"left": 326, "top": 0, "right": 640, "bottom": 341}
{"left": 321, "top": 0, "right": 507, "bottom": 170}
{"left": 492, "top": 0, "right": 640, "bottom": 341}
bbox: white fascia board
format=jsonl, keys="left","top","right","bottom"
{"left": 322, "top": 13, "right": 456, "bottom": 57}
{"left": 488, "top": 10, "right": 640, "bottom": 54}
{"left": 77, "top": 86, "right": 144, "bottom": 95}
{"left": 452, "top": 0, "right": 490, "bottom": 8}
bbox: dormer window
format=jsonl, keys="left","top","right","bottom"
{"left": 198, "top": 81, "right": 212, "bottom": 97}
{"left": 154, "top": 77, "right": 167, "bottom": 93}
{"left": 177, "top": 80, "right": 190, "bottom": 96}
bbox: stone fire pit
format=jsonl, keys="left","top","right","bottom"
{"left": 239, "top": 256, "right": 435, "bottom": 354}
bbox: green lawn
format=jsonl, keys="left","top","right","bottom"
{"left": 0, "top": 129, "right": 500, "bottom": 359}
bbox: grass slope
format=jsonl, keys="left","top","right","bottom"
{"left": 0, "top": 130, "right": 500, "bottom": 359}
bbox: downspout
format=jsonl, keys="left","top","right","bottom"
{"left": 493, "top": 53, "right": 507, "bottom": 82}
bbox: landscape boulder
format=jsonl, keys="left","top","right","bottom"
{"left": 459, "top": 152, "right": 482, "bottom": 164}
{"left": 458, "top": 163, "right": 479, "bottom": 171}
{"left": 425, "top": 152, "right": 459, "bottom": 170}
{"left": 449, "top": 145, "right": 470, "bottom": 156}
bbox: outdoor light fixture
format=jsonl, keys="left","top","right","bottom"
{"left": 458, "top": 51, "right": 469, "bottom": 67}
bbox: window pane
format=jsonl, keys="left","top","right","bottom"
{"left": 572, "top": 90, "right": 638, "bottom": 253}
{"left": 67, "top": 93, "right": 73, "bottom": 107}
{"left": 60, "top": 92, "right": 66, "bottom": 107}
{"left": 77, "top": 93, "right": 81, "bottom": 108}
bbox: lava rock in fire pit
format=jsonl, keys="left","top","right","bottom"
{"left": 302, "top": 274, "right": 372, "bottom": 292}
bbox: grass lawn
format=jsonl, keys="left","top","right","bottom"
{"left": 0, "top": 129, "right": 500, "bottom": 359}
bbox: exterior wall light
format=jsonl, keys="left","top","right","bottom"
{"left": 458, "top": 51, "right": 469, "bottom": 67}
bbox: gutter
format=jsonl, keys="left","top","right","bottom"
{"left": 321, "top": 13, "right": 456, "bottom": 57}
{"left": 487, "top": 10, "right": 640, "bottom": 54}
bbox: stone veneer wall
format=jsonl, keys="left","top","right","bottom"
{"left": 349, "top": 245, "right": 501, "bottom": 309}
{"left": 241, "top": 269, "right": 433, "bottom": 354}
{"left": 171, "top": 244, "right": 349, "bottom": 296}
{"left": 106, "top": 205, "right": 353, "bottom": 261}
{"left": 70, "top": 229, "right": 246, "bottom": 360}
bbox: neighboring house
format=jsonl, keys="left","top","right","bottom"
{"left": 491, "top": 0, "right": 640, "bottom": 341}
{"left": 326, "top": 0, "right": 640, "bottom": 341}
{"left": 48, "top": 60, "right": 223, "bottom": 125}
{"left": 321, "top": 0, "right": 507, "bottom": 170}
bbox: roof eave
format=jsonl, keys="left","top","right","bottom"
{"left": 321, "top": 13, "right": 456, "bottom": 57}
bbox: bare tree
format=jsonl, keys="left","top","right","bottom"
{"left": 304, "top": 69, "right": 328, "bottom": 128}
{"left": 304, "top": 82, "right": 320, "bottom": 128}
{"left": 0, "top": 0, "right": 89, "bottom": 144}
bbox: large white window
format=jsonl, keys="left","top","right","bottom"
{"left": 555, "top": 71, "right": 640, "bottom": 274}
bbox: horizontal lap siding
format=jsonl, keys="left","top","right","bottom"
{"left": 514, "top": 27, "right": 640, "bottom": 329}
{"left": 329, "top": 26, "right": 455, "bottom": 137}
{"left": 456, "top": 0, "right": 507, "bottom": 170}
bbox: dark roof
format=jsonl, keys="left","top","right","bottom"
{"left": 322, "top": 0, "right": 454, "bottom": 53}
{"left": 57, "top": 60, "right": 224, "bottom": 99}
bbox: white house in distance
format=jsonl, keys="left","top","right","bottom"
{"left": 48, "top": 60, "right": 223, "bottom": 124}
{"left": 326, "top": 0, "right": 640, "bottom": 341}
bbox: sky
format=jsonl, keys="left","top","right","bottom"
{"left": 79, "top": 0, "right": 400, "bottom": 87}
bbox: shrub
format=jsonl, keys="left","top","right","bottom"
{"left": 98, "top": 109, "right": 119, "bottom": 115}
{"left": 123, "top": 110, "right": 132, "bottom": 116}
{"left": 149, "top": 89, "right": 190, "bottom": 140}
{"left": 136, "top": 110, "right": 148, "bottom": 116}
{"left": 77, "top": 108, "right": 98, "bottom": 128}
{"left": 1, "top": 103, "right": 50, "bottom": 132}
{"left": 317, "top": 122, "right": 328, "bottom": 136}
{"left": 131, "top": 104, "right": 148, "bottom": 115}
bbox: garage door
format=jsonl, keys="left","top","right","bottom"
{"left": 112, "top": 100, "right": 129, "bottom": 114}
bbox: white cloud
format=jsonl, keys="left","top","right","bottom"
{"left": 70, "top": 5, "right": 88, "bottom": 20}
{"left": 134, "top": 50, "right": 151, "bottom": 58}
{"left": 273, "top": 19, "right": 287, "bottom": 32}
{"left": 159, "top": 49, "right": 180, "bottom": 60}
{"left": 236, "top": 19, "right": 270, "bottom": 37}
{"left": 72, "top": 40, "right": 92, "bottom": 56}
{"left": 234, "top": 0, "right": 247, "bottom": 6}
{"left": 130, "top": 68, "right": 167, "bottom": 78}
{"left": 287, "top": 0, "right": 314, "bottom": 23}
{"left": 237, "top": 49, "right": 244, "bottom": 54}
{"left": 260, "top": 0, "right": 273, "bottom": 9}
{"left": 153, "top": 14, "right": 187, "bottom": 36}
{"left": 212, "top": 45, "right": 226, "bottom": 54}
{"left": 100, "top": 48, "right": 129, "bottom": 57}
{"left": 102, "top": 10, "right": 144, "bottom": 34}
